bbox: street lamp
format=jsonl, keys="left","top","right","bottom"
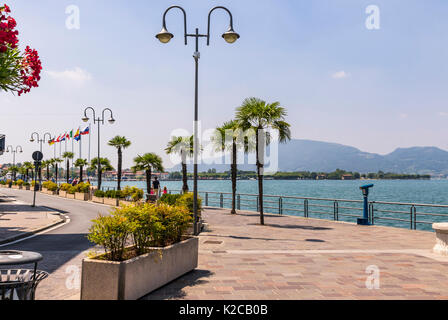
{"left": 82, "top": 107, "right": 115, "bottom": 190}
{"left": 6, "top": 145, "right": 23, "bottom": 181}
{"left": 156, "top": 5, "right": 239, "bottom": 236}
{"left": 30, "top": 132, "right": 51, "bottom": 186}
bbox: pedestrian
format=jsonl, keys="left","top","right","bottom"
{"left": 153, "top": 177, "right": 160, "bottom": 197}
{"left": 163, "top": 186, "right": 168, "bottom": 195}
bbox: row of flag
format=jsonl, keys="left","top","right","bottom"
{"left": 48, "top": 126, "right": 90, "bottom": 146}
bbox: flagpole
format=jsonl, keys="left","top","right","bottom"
{"left": 88, "top": 123, "right": 91, "bottom": 165}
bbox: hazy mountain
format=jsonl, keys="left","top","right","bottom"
{"left": 169, "top": 139, "right": 448, "bottom": 175}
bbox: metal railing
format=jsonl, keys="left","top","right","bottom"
{"left": 168, "top": 190, "right": 448, "bottom": 231}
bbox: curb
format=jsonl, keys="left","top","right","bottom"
{"left": 0, "top": 212, "right": 68, "bottom": 246}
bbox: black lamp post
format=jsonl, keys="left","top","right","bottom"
{"left": 82, "top": 107, "right": 115, "bottom": 191}
{"left": 30, "top": 132, "right": 51, "bottom": 186}
{"left": 156, "top": 5, "right": 240, "bottom": 236}
{"left": 6, "top": 145, "right": 23, "bottom": 181}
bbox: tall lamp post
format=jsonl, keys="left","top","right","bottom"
{"left": 30, "top": 132, "right": 51, "bottom": 186}
{"left": 156, "top": 5, "right": 240, "bottom": 235}
{"left": 6, "top": 145, "right": 23, "bottom": 181}
{"left": 82, "top": 107, "right": 115, "bottom": 191}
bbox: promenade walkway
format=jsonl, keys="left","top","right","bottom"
{"left": 144, "top": 207, "right": 448, "bottom": 300}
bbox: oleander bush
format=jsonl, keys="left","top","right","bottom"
{"left": 42, "top": 181, "right": 58, "bottom": 191}
{"left": 75, "top": 182, "right": 90, "bottom": 193}
{"left": 94, "top": 190, "right": 105, "bottom": 198}
{"left": 6, "top": 179, "right": 12, "bottom": 185}
{"left": 175, "top": 192, "right": 202, "bottom": 214}
{"left": 68, "top": 186, "right": 77, "bottom": 194}
{"left": 105, "top": 190, "right": 123, "bottom": 199}
{"left": 88, "top": 203, "right": 192, "bottom": 261}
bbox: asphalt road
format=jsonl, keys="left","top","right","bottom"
{"left": 0, "top": 188, "right": 112, "bottom": 299}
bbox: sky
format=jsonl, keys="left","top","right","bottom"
{"left": 1, "top": 0, "right": 448, "bottom": 169}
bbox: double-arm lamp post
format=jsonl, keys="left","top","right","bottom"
{"left": 6, "top": 145, "right": 23, "bottom": 181}
{"left": 82, "top": 107, "right": 115, "bottom": 191}
{"left": 30, "top": 132, "right": 51, "bottom": 186}
{"left": 156, "top": 5, "right": 240, "bottom": 236}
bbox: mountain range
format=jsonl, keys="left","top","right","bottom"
{"left": 169, "top": 139, "right": 448, "bottom": 175}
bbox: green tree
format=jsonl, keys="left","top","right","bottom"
{"left": 62, "top": 152, "right": 75, "bottom": 183}
{"left": 74, "top": 158, "right": 88, "bottom": 182}
{"left": 236, "top": 97, "right": 291, "bottom": 225}
{"left": 132, "top": 153, "right": 164, "bottom": 195}
{"left": 52, "top": 158, "right": 63, "bottom": 185}
{"left": 89, "top": 157, "right": 114, "bottom": 190}
{"left": 108, "top": 136, "right": 131, "bottom": 191}
{"left": 165, "top": 136, "right": 194, "bottom": 193}
{"left": 41, "top": 160, "right": 52, "bottom": 181}
{"left": 22, "top": 161, "right": 34, "bottom": 182}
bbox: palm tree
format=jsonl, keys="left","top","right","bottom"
{"left": 236, "top": 97, "right": 291, "bottom": 225}
{"left": 89, "top": 157, "right": 114, "bottom": 190}
{"left": 165, "top": 136, "right": 193, "bottom": 193}
{"left": 74, "top": 159, "right": 88, "bottom": 182}
{"left": 132, "top": 153, "right": 164, "bottom": 195}
{"left": 52, "top": 158, "right": 63, "bottom": 185}
{"left": 41, "top": 160, "right": 52, "bottom": 181}
{"left": 108, "top": 136, "right": 131, "bottom": 191}
{"left": 62, "top": 152, "right": 75, "bottom": 183}
{"left": 9, "top": 165, "right": 19, "bottom": 181}
{"left": 22, "top": 161, "right": 34, "bottom": 182}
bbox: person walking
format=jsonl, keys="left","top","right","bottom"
{"left": 153, "top": 177, "right": 160, "bottom": 198}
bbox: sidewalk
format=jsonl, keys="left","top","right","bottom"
{"left": 143, "top": 207, "right": 448, "bottom": 300}
{"left": 0, "top": 193, "right": 65, "bottom": 245}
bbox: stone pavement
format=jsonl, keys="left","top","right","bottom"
{"left": 143, "top": 207, "right": 448, "bottom": 300}
{"left": 0, "top": 193, "right": 65, "bottom": 245}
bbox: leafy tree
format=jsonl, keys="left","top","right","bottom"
{"left": 52, "top": 158, "right": 63, "bottom": 184}
{"left": 132, "top": 153, "right": 164, "bottom": 195}
{"left": 236, "top": 97, "right": 291, "bottom": 225}
{"left": 165, "top": 136, "right": 194, "bottom": 193}
{"left": 41, "top": 160, "right": 52, "bottom": 181}
{"left": 22, "top": 161, "right": 34, "bottom": 181}
{"left": 108, "top": 136, "right": 131, "bottom": 191}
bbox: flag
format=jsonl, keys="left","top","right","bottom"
{"left": 74, "top": 129, "right": 81, "bottom": 141}
{"left": 81, "top": 126, "right": 90, "bottom": 135}
{"left": 49, "top": 139, "right": 55, "bottom": 146}
{"left": 61, "top": 134, "right": 66, "bottom": 142}
{"left": 66, "top": 132, "right": 70, "bottom": 140}
{"left": 70, "top": 130, "right": 73, "bottom": 138}
{"left": 56, "top": 135, "right": 61, "bottom": 143}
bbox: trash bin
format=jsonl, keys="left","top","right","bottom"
{"left": 0, "top": 250, "right": 47, "bottom": 300}
{"left": 0, "top": 269, "right": 48, "bottom": 300}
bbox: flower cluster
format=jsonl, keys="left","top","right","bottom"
{"left": 0, "top": 4, "right": 18, "bottom": 53}
{"left": 18, "top": 46, "right": 42, "bottom": 95}
{"left": 0, "top": 3, "right": 42, "bottom": 96}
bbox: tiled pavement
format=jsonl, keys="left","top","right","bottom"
{"left": 0, "top": 194, "right": 64, "bottom": 244}
{"left": 143, "top": 207, "right": 448, "bottom": 300}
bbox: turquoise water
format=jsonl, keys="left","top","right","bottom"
{"left": 101, "top": 179, "right": 448, "bottom": 231}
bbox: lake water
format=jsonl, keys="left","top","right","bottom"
{"left": 100, "top": 179, "right": 448, "bottom": 231}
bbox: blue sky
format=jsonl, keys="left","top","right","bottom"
{"left": 1, "top": 0, "right": 448, "bottom": 168}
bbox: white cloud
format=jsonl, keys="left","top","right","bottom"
{"left": 46, "top": 67, "right": 92, "bottom": 83}
{"left": 331, "top": 71, "right": 350, "bottom": 79}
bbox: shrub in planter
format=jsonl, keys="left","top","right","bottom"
{"left": 60, "top": 183, "right": 72, "bottom": 192}
{"left": 75, "top": 182, "right": 90, "bottom": 193}
{"left": 16, "top": 179, "right": 24, "bottom": 187}
{"left": 24, "top": 182, "right": 31, "bottom": 190}
{"left": 121, "top": 186, "right": 144, "bottom": 202}
{"left": 158, "top": 193, "right": 182, "bottom": 206}
{"left": 175, "top": 192, "right": 202, "bottom": 215}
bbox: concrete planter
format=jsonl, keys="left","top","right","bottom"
{"left": 119, "top": 200, "right": 143, "bottom": 207}
{"left": 104, "top": 197, "right": 119, "bottom": 206}
{"left": 59, "top": 190, "right": 68, "bottom": 198}
{"left": 75, "top": 192, "right": 89, "bottom": 201}
{"left": 12, "top": 185, "right": 20, "bottom": 190}
{"left": 41, "top": 187, "right": 48, "bottom": 193}
{"left": 92, "top": 196, "right": 104, "bottom": 204}
{"left": 24, "top": 186, "right": 31, "bottom": 191}
{"left": 47, "top": 190, "right": 57, "bottom": 195}
{"left": 81, "top": 237, "right": 198, "bottom": 300}
{"left": 67, "top": 193, "right": 76, "bottom": 199}
{"left": 433, "top": 223, "right": 448, "bottom": 255}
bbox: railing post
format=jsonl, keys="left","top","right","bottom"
{"left": 205, "top": 192, "right": 208, "bottom": 206}
{"left": 333, "top": 201, "right": 338, "bottom": 221}
{"left": 256, "top": 196, "right": 259, "bottom": 212}
{"left": 369, "top": 203, "right": 374, "bottom": 225}
{"left": 279, "top": 197, "right": 283, "bottom": 215}
{"left": 304, "top": 199, "right": 308, "bottom": 218}
{"left": 412, "top": 205, "right": 417, "bottom": 230}
{"left": 220, "top": 193, "right": 223, "bottom": 208}
{"left": 410, "top": 205, "right": 414, "bottom": 230}
{"left": 237, "top": 194, "right": 241, "bottom": 210}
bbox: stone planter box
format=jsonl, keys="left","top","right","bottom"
{"left": 46, "top": 190, "right": 57, "bottom": 195}
{"left": 104, "top": 197, "right": 119, "bottom": 206}
{"left": 24, "top": 186, "right": 31, "bottom": 191}
{"left": 81, "top": 237, "right": 198, "bottom": 300}
{"left": 59, "top": 190, "right": 68, "bottom": 198}
{"left": 12, "top": 185, "right": 20, "bottom": 190}
{"left": 433, "top": 223, "right": 448, "bottom": 255}
{"left": 92, "top": 196, "right": 104, "bottom": 204}
{"left": 41, "top": 187, "right": 48, "bottom": 193}
{"left": 75, "top": 192, "right": 89, "bottom": 201}
{"left": 67, "top": 193, "right": 76, "bottom": 199}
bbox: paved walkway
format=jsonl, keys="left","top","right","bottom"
{"left": 144, "top": 207, "right": 448, "bottom": 300}
{"left": 0, "top": 192, "right": 65, "bottom": 244}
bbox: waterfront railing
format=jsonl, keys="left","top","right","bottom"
{"left": 168, "top": 190, "right": 448, "bottom": 231}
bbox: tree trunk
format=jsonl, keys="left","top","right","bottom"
{"left": 98, "top": 168, "right": 102, "bottom": 191}
{"left": 80, "top": 166, "right": 84, "bottom": 182}
{"left": 46, "top": 165, "right": 50, "bottom": 181}
{"left": 146, "top": 168, "right": 152, "bottom": 196}
{"left": 66, "top": 160, "right": 69, "bottom": 183}
{"left": 181, "top": 151, "right": 188, "bottom": 193}
{"left": 256, "top": 128, "right": 264, "bottom": 225}
{"left": 55, "top": 165, "right": 58, "bottom": 184}
{"left": 231, "top": 140, "right": 237, "bottom": 214}
{"left": 26, "top": 169, "right": 29, "bottom": 182}
{"left": 117, "top": 147, "right": 122, "bottom": 191}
